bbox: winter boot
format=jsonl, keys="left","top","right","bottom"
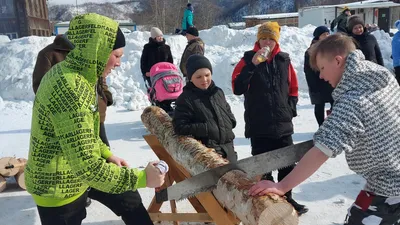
{"left": 286, "top": 194, "right": 308, "bottom": 216}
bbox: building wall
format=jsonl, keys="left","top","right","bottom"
{"left": 245, "top": 17, "right": 298, "bottom": 28}
{"left": 0, "top": 0, "right": 20, "bottom": 38}
{"left": 24, "top": 0, "right": 51, "bottom": 36}
{"left": 391, "top": 6, "right": 400, "bottom": 27}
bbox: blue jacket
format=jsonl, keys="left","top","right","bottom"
{"left": 182, "top": 8, "right": 193, "bottom": 30}
{"left": 392, "top": 31, "right": 400, "bottom": 67}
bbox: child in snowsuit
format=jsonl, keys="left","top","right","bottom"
{"left": 181, "top": 3, "right": 194, "bottom": 35}
{"left": 249, "top": 33, "right": 400, "bottom": 224}
{"left": 173, "top": 55, "right": 238, "bottom": 162}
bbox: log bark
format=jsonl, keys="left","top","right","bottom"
{"left": 141, "top": 106, "right": 298, "bottom": 225}
{"left": 0, "top": 175, "right": 6, "bottom": 192}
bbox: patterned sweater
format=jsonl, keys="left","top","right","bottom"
{"left": 314, "top": 50, "right": 400, "bottom": 197}
{"left": 25, "top": 14, "right": 146, "bottom": 207}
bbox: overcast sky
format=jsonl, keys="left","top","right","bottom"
{"left": 47, "top": 0, "right": 123, "bottom": 5}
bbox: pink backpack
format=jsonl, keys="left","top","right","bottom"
{"left": 148, "top": 62, "right": 183, "bottom": 102}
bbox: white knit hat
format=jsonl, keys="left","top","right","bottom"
{"left": 150, "top": 27, "right": 163, "bottom": 38}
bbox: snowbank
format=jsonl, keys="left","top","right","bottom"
{"left": 0, "top": 35, "right": 10, "bottom": 43}
{"left": 0, "top": 25, "right": 394, "bottom": 110}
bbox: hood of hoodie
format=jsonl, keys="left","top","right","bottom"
{"left": 333, "top": 50, "right": 392, "bottom": 100}
{"left": 62, "top": 13, "right": 119, "bottom": 85}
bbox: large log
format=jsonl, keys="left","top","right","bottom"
{"left": 141, "top": 106, "right": 298, "bottom": 225}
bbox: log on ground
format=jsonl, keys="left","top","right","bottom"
{"left": 141, "top": 106, "right": 298, "bottom": 225}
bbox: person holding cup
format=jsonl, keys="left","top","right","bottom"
{"left": 231, "top": 22, "right": 307, "bottom": 215}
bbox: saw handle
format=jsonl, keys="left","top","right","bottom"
{"left": 5, "top": 162, "right": 26, "bottom": 169}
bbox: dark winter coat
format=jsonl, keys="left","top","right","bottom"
{"left": 173, "top": 81, "right": 237, "bottom": 162}
{"left": 180, "top": 38, "right": 205, "bottom": 77}
{"left": 232, "top": 43, "right": 298, "bottom": 139}
{"left": 140, "top": 38, "right": 174, "bottom": 76}
{"left": 331, "top": 12, "right": 349, "bottom": 33}
{"left": 304, "top": 46, "right": 334, "bottom": 105}
{"left": 32, "top": 34, "right": 113, "bottom": 123}
{"left": 351, "top": 31, "right": 384, "bottom": 66}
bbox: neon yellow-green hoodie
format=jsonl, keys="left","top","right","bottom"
{"left": 25, "top": 13, "right": 146, "bottom": 207}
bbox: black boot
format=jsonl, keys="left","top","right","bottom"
{"left": 286, "top": 195, "right": 308, "bottom": 216}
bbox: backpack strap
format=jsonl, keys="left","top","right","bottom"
{"left": 150, "top": 70, "right": 181, "bottom": 89}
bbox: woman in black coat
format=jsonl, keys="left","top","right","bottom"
{"left": 173, "top": 55, "right": 237, "bottom": 162}
{"left": 347, "top": 16, "right": 384, "bottom": 66}
{"left": 304, "top": 26, "right": 334, "bottom": 126}
{"left": 140, "top": 27, "right": 173, "bottom": 86}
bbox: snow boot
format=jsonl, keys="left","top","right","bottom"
{"left": 286, "top": 196, "right": 308, "bottom": 216}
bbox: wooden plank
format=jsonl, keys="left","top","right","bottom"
{"left": 144, "top": 134, "right": 238, "bottom": 224}
{"left": 144, "top": 134, "right": 207, "bottom": 214}
{"left": 149, "top": 213, "right": 213, "bottom": 222}
{"left": 196, "top": 192, "right": 236, "bottom": 225}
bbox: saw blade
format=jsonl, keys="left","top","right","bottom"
{"left": 156, "top": 139, "right": 314, "bottom": 203}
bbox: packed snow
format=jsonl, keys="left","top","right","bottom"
{"left": 0, "top": 25, "right": 396, "bottom": 225}
{"left": 0, "top": 25, "right": 394, "bottom": 109}
{"left": 0, "top": 35, "right": 10, "bottom": 43}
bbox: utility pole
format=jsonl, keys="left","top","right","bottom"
{"left": 76, "top": 0, "right": 78, "bottom": 16}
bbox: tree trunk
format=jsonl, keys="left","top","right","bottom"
{"left": 141, "top": 106, "right": 298, "bottom": 225}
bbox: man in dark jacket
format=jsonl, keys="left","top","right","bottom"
{"left": 331, "top": 7, "right": 351, "bottom": 33}
{"left": 232, "top": 22, "right": 308, "bottom": 215}
{"left": 32, "top": 30, "right": 154, "bottom": 225}
{"left": 304, "top": 26, "right": 334, "bottom": 126}
{"left": 140, "top": 27, "right": 173, "bottom": 87}
{"left": 173, "top": 55, "right": 237, "bottom": 162}
{"left": 180, "top": 27, "right": 205, "bottom": 80}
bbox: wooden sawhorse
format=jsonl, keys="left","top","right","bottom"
{"left": 144, "top": 134, "right": 241, "bottom": 225}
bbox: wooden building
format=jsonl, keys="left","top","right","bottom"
{"left": 0, "top": 0, "right": 51, "bottom": 39}
{"left": 243, "top": 12, "right": 299, "bottom": 28}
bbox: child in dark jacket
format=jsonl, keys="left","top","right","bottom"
{"left": 304, "top": 26, "right": 334, "bottom": 126}
{"left": 172, "top": 55, "right": 238, "bottom": 162}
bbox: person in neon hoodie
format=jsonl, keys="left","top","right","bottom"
{"left": 25, "top": 13, "right": 164, "bottom": 225}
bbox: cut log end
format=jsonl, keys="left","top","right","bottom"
{"left": 15, "top": 171, "right": 26, "bottom": 190}
{"left": 257, "top": 203, "right": 298, "bottom": 225}
{"left": 0, "top": 157, "right": 20, "bottom": 177}
{"left": 0, "top": 175, "right": 6, "bottom": 192}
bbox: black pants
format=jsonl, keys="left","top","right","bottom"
{"left": 251, "top": 135, "right": 295, "bottom": 198}
{"left": 37, "top": 189, "right": 153, "bottom": 225}
{"left": 395, "top": 66, "right": 400, "bottom": 86}
{"left": 344, "top": 191, "right": 400, "bottom": 225}
{"left": 314, "top": 101, "right": 334, "bottom": 127}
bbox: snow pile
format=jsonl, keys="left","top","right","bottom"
{"left": 0, "top": 37, "right": 54, "bottom": 101}
{"left": 0, "top": 25, "right": 395, "bottom": 110}
{"left": 371, "top": 30, "right": 394, "bottom": 69}
{"left": 0, "top": 35, "right": 10, "bottom": 43}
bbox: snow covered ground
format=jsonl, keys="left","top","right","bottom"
{"left": 0, "top": 25, "right": 396, "bottom": 225}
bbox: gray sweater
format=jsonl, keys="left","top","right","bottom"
{"left": 314, "top": 50, "right": 400, "bottom": 197}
